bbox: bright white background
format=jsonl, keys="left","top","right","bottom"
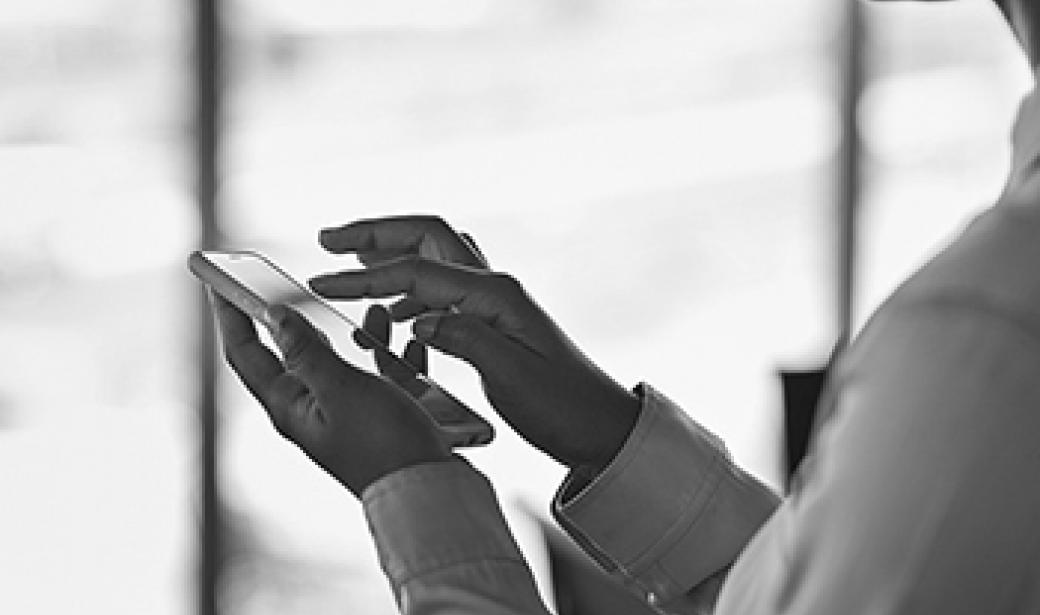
{"left": 0, "top": 1, "right": 1030, "bottom": 613}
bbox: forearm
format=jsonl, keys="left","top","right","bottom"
{"left": 364, "top": 457, "right": 554, "bottom": 615}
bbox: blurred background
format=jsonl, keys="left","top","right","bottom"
{"left": 0, "top": 0, "right": 1031, "bottom": 613}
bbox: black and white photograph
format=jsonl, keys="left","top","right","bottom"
{"left": 3, "top": 1, "right": 1039, "bottom": 613}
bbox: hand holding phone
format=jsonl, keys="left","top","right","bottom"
{"left": 207, "top": 290, "right": 454, "bottom": 498}
{"left": 189, "top": 250, "right": 493, "bottom": 449}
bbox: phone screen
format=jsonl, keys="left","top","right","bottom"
{"left": 190, "top": 250, "right": 493, "bottom": 447}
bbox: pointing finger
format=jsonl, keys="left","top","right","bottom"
{"left": 319, "top": 216, "right": 484, "bottom": 267}
{"left": 310, "top": 257, "right": 525, "bottom": 331}
{"left": 311, "top": 257, "right": 470, "bottom": 305}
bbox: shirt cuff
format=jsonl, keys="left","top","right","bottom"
{"left": 363, "top": 456, "right": 528, "bottom": 594}
{"left": 551, "top": 383, "right": 779, "bottom": 607}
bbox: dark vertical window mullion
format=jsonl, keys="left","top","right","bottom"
{"left": 782, "top": 0, "right": 867, "bottom": 487}
{"left": 837, "top": 0, "right": 866, "bottom": 345}
{"left": 193, "top": 0, "right": 225, "bottom": 613}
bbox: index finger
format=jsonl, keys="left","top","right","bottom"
{"left": 308, "top": 257, "right": 522, "bottom": 329}
{"left": 319, "top": 216, "right": 484, "bottom": 267}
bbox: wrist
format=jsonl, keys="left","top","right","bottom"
{"left": 334, "top": 447, "right": 453, "bottom": 499}
{"left": 577, "top": 386, "right": 641, "bottom": 475}
{"left": 360, "top": 454, "right": 472, "bottom": 502}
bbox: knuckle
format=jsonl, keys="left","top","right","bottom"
{"left": 287, "top": 394, "right": 315, "bottom": 424}
{"left": 281, "top": 332, "right": 320, "bottom": 371}
{"left": 266, "top": 383, "right": 303, "bottom": 439}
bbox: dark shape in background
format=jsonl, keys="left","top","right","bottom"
{"left": 779, "top": 366, "right": 829, "bottom": 490}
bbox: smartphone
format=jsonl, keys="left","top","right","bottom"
{"left": 188, "top": 249, "right": 494, "bottom": 448}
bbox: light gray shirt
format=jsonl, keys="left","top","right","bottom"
{"left": 362, "top": 89, "right": 1040, "bottom": 614}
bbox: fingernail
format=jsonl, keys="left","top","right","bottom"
{"left": 412, "top": 316, "right": 438, "bottom": 341}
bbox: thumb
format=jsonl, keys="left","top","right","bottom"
{"left": 412, "top": 313, "right": 524, "bottom": 378}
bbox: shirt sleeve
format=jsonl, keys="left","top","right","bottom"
{"left": 713, "top": 296, "right": 1040, "bottom": 614}
{"left": 364, "top": 200, "right": 1040, "bottom": 615}
{"left": 552, "top": 384, "right": 781, "bottom": 614}
{"left": 363, "top": 386, "right": 781, "bottom": 615}
{"left": 363, "top": 457, "right": 555, "bottom": 615}
{"left": 712, "top": 204, "right": 1040, "bottom": 614}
